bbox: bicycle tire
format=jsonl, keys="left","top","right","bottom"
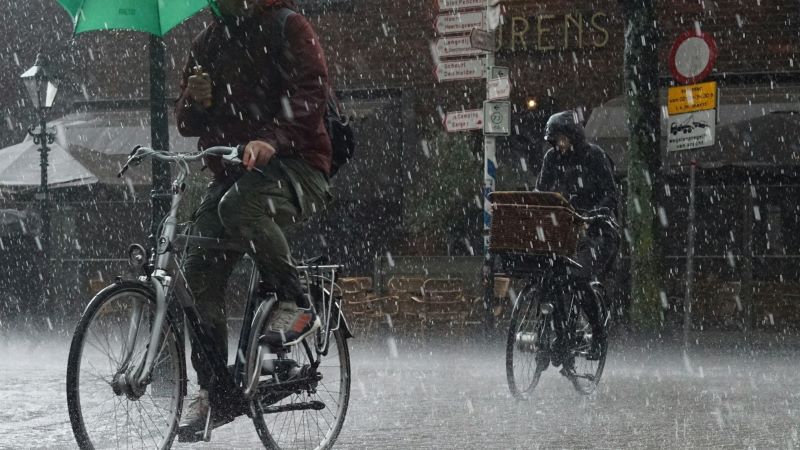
{"left": 563, "top": 290, "right": 607, "bottom": 395}
{"left": 250, "top": 327, "right": 351, "bottom": 450}
{"left": 506, "top": 287, "right": 549, "bottom": 400}
{"left": 66, "top": 282, "right": 185, "bottom": 449}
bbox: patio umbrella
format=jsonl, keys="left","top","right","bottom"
{"left": 0, "top": 137, "right": 98, "bottom": 191}
{"left": 54, "top": 0, "right": 213, "bottom": 234}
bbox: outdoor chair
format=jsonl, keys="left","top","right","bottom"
{"left": 413, "top": 278, "right": 469, "bottom": 335}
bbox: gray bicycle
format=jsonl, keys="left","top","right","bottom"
{"left": 66, "top": 145, "right": 352, "bottom": 449}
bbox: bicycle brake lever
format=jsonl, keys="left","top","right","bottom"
{"left": 222, "top": 145, "right": 265, "bottom": 176}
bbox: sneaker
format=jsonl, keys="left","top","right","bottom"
{"left": 262, "top": 302, "right": 321, "bottom": 349}
{"left": 177, "top": 389, "right": 235, "bottom": 442}
{"left": 178, "top": 389, "right": 210, "bottom": 442}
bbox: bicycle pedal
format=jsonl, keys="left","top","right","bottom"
{"left": 177, "top": 425, "right": 209, "bottom": 443}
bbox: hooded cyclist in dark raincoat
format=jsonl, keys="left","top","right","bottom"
{"left": 536, "top": 110, "right": 620, "bottom": 357}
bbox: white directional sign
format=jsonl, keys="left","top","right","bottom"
{"left": 436, "top": 0, "right": 489, "bottom": 12}
{"left": 434, "top": 58, "right": 486, "bottom": 82}
{"left": 469, "top": 28, "right": 495, "bottom": 52}
{"left": 444, "top": 109, "right": 484, "bottom": 132}
{"left": 483, "top": 100, "right": 511, "bottom": 136}
{"left": 666, "top": 109, "right": 716, "bottom": 152}
{"left": 487, "top": 76, "right": 510, "bottom": 100}
{"left": 435, "top": 35, "right": 485, "bottom": 58}
{"left": 434, "top": 11, "right": 485, "bottom": 35}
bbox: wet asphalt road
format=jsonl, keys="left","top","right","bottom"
{"left": 1, "top": 332, "right": 799, "bottom": 449}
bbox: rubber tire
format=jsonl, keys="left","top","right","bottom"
{"left": 66, "top": 281, "right": 186, "bottom": 449}
{"left": 250, "top": 327, "right": 351, "bottom": 450}
{"left": 566, "top": 293, "right": 608, "bottom": 396}
{"left": 506, "top": 288, "right": 548, "bottom": 400}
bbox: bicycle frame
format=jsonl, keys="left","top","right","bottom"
{"left": 115, "top": 146, "right": 351, "bottom": 403}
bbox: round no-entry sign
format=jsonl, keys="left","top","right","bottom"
{"left": 669, "top": 31, "right": 718, "bottom": 84}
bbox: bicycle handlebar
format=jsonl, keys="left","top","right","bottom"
{"left": 117, "top": 145, "right": 246, "bottom": 178}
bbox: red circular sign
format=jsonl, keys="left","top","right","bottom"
{"left": 668, "top": 31, "right": 718, "bottom": 84}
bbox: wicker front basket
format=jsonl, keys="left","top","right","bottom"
{"left": 489, "top": 203, "right": 582, "bottom": 256}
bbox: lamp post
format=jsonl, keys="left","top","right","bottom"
{"left": 21, "top": 53, "right": 58, "bottom": 313}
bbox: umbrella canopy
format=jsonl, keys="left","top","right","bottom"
{"left": 714, "top": 112, "right": 800, "bottom": 167}
{"left": 0, "top": 138, "right": 98, "bottom": 190}
{"left": 56, "top": 0, "right": 210, "bottom": 37}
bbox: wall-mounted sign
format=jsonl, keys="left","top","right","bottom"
{"left": 434, "top": 11, "right": 485, "bottom": 35}
{"left": 666, "top": 109, "right": 716, "bottom": 152}
{"left": 435, "top": 35, "right": 486, "bottom": 58}
{"left": 669, "top": 31, "right": 718, "bottom": 85}
{"left": 444, "top": 109, "right": 484, "bottom": 132}
{"left": 667, "top": 81, "right": 717, "bottom": 115}
{"left": 484, "top": 100, "right": 511, "bottom": 136}
{"left": 434, "top": 58, "right": 486, "bottom": 82}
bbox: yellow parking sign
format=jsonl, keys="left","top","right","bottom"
{"left": 667, "top": 81, "right": 717, "bottom": 115}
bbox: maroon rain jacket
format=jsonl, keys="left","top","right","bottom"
{"left": 175, "top": 1, "right": 332, "bottom": 177}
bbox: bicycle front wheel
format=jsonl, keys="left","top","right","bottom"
{"left": 251, "top": 327, "right": 351, "bottom": 450}
{"left": 506, "top": 287, "right": 549, "bottom": 400}
{"left": 66, "top": 282, "right": 185, "bottom": 449}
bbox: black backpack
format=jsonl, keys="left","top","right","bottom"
{"left": 271, "top": 7, "right": 355, "bottom": 177}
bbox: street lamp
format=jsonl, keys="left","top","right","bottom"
{"left": 21, "top": 53, "right": 59, "bottom": 194}
{"left": 21, "top": 53, "right": 58, "bottom": 315}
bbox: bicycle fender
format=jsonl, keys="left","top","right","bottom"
{"left": 332, "top": 301, "right": 354, "bottom": 339}
{"left": 79, "top": 278, "right": 154, "bottom": 318}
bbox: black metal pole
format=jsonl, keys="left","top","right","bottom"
{"left": 38, "top": 112, "right": 51, "bottom": 316}
{"left": 149, "top": 35, "right": 172, "bottom": 243}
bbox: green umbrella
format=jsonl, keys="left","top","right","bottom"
{"left": 56, "top": 0, "right": 211, "bottom": 37}
{"left": 53, "top": 0, "right": 217, "bottom": 237}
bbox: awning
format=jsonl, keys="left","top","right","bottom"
{"left": 584, "top": 84, "right": 800, "bottom": 172}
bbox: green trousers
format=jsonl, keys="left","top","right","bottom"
{"left": 183, "top": 157, "right": 329, "bottom": 390}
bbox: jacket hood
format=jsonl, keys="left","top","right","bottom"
{"left": 543, "top": 110, "right": 586, "bottom": 145}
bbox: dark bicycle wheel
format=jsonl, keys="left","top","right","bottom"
{"left": 506, "top": 287, "right": 550, "bottom": 400}
{"left": 66, "top": 281, "right": 185, "bottom": 449}
{"left": 250, "top": 326, "right": 351, "bottom": 450}
{"left": 563, "top": 290, "right": 608, "bottom": 395}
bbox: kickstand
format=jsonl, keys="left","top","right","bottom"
{"left": 202, "top": 406, "right": 212, "bottom": 442}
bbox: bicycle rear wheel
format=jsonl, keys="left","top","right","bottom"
{"left": 66, "top": 282, "right": 185, "bottom": 449}
{"left": 250, "top": 327, "right": 350, "bottom": 450}
{"left": 563, "top": 295, "right": 607, "bottom": 395}
{"left": 506, "top": 287, "right": 549, "bottom": 400}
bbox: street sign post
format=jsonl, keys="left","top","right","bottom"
{"left": 666, "top": 109, "right": 716, "bottom": 152}
{"left": 667, "top": 81, "right": 717, "bottom": 115}
{"left": 436, "top": 0, "right": 489, "bottom": 11}
{"left": 435, "top": 35, "right": 485, "bottom": 58}
{"left": 434, "top": 11, "right": 485, "bottom": 35}
{"left": 469, "top": 28, "right": 495, "bottom": 52}
{"left": 487, "top": 76, "right": 510, "bottom": 100}
{"left": 434, "top": 58, "right": 486, "bottom": 82}
{"left": 483, "top": 100, "right": 511, "bottom": 136}
{"left": 444, "top": 109, "right": 484, "bottom": 132}
{"left": 669, "top": 31, "right": 718, "bottom": 85}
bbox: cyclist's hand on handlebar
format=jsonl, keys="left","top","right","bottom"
{"left": 242, "top": 140, "right": 276, "bottom": 171}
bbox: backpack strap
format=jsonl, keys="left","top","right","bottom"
{"left": 269, "top": 7, "right": 296, "bottom": 59}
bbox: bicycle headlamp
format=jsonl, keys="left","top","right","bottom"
{"left": 127, "top": 244, "right": 148, "bottom": 268}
